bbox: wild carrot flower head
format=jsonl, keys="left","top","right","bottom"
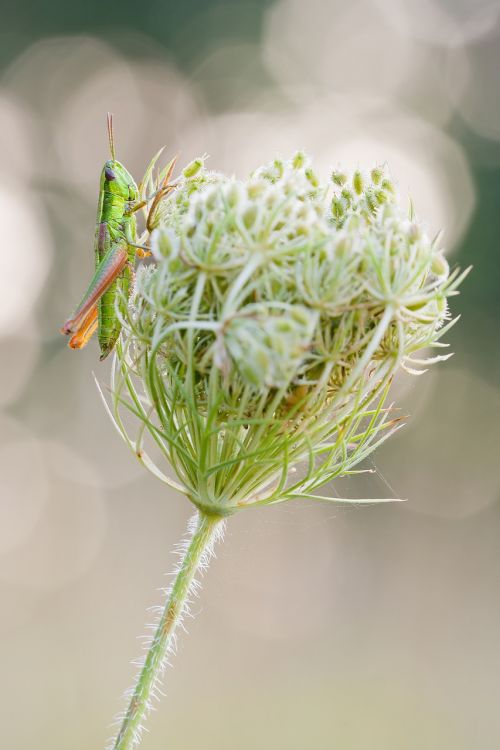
{"left": 104, "top": 153, "right": 467, "bottom": 516}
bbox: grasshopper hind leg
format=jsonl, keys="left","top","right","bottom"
{"left": 61, "top": 242, "right": 129, "bottom": 357}
{"left": 68, "top": 306, "right": 98, "bottom": 350}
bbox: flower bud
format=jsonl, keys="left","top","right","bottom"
{"left": 353, "top": 170, "right": 364, "bottom": 195}
{"left": 331, "top": 170, "right": 347, "bottom": 186}
{"left": 226, "top": 182, "right": 244, "bottom": 208}
{"left": 341, "top": 188, "right": 354, "bottom": 207}
{"left": 224, "top": 306, "right": 318, "bottom": 390}
{"left": 151, "top": 227, "right": 179, "bottom": 261}
{"left": 183, "top": 157, "right": 204, "bottom": 179}
{"left": 305, "top": 167, "right": 319, "bottom": 188}
{"left": 331, "top": 197, "right": 345, "bottom": 222}
{"left": 431, "top": 252, "right": 449, "bottom": 278}
{"left": 381, "top": 178, "right": 395, "bottom": 194}
{"left": 247, "top": 179, "right": 267, "bottom": 199}
{"left": 241, "top": 203, "right": 259, "bottom": 230}
{"left": 371, "top": 166, "right": 384, "bottom": 185}
{"left": 292, "top": 151, "right": 306, "bottom": 169}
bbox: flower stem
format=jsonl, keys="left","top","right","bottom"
{"left": 111, "top": 511, "right": 225, "bottom": 750}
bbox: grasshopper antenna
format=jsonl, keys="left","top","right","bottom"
{"left": 107, "top": 112, "right": 116, "bottom": 161}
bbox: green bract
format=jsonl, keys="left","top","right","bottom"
{"left": 105, "top": 154, "right": 467, "bottom": 517}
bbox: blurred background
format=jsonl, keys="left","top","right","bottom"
{"left": 1, "top": 0, "right": 499, "bottom": 747}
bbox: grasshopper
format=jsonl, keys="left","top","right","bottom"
{"left": 61, "top": 114, "right": 175, "bottom": 360}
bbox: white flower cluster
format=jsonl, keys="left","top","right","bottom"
{"left": 112, "top": 153, "right": 466, "bottom": 513}
{"left": 133, "top": 154, "right": 455, "bottom": 393}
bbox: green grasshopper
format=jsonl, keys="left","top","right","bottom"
{"left": 61, "top": 114, "right": 175, "bottom": 360}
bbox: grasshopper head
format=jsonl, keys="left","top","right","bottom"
{"left": 102, "top": 159, "right": 138, "bottom": 202}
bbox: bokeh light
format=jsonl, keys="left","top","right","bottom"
{"left": 373, "top": 0, "right": 500, "bottom": 46}
{"left": 447, "top": 22, "right": 500, "bottom": 141}
{"left": 0, "top": 186, "right": 51, "bottom": 335}
{"left": 264, "top": 0, "right": 413, "bottom": 98}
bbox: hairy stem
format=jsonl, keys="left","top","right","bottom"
{"left": 110, "top": 511, "right": 225, "bottom": 750}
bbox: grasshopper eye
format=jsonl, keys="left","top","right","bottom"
{"left": 105, "top": 166, "right": 116, "bottom": 181}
